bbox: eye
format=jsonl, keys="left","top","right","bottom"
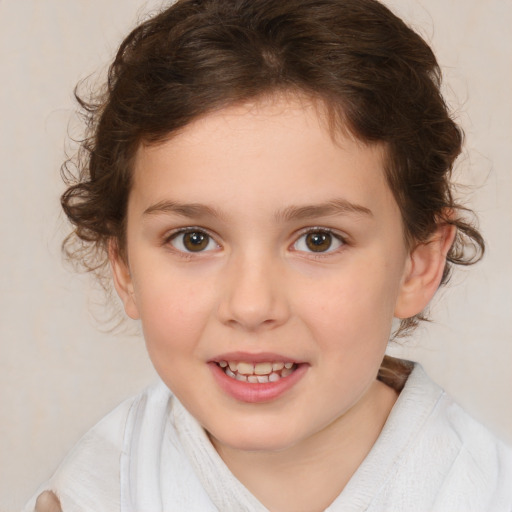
{"left": 293, "top": 229, "right": 344, "bottom": 253}
{"left": 169, "top": 229, "right": 219, "bottom": 253}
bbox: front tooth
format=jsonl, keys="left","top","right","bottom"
{"left": 272, "top": 362, "right": 285, "bottom": 371}
{"left": 228, "top": 361, "right": 238, "bottom": 372}
{"left": 254, "top": 362, "right": 273, "bottom": 375}
{"left": 236, "top": 374, "right": 247, "bottom": 382}
{"left": 257, "top": 375, "right": 269, "bottom": 383}
{"left": 268, "top": 372, "right": 280, "bottom": 382}
{"left": 247, "top": 375, "right": 259, "bottom": 383}
{"left": 237, "top": 362, "right": 255, "bottom": 375}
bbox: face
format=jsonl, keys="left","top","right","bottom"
{"left": 112, "top": 96, "right": 440, "bottom": 455}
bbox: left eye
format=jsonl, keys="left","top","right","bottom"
{"left": 169, "top": 230, "right": 219, "bottom": 253}
{"left": 293, "top": 230, "right": 344, "bottom": 253}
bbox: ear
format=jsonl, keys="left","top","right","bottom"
{"left": 394, "top": 223, "right": 456, "bottom": 319}
{"left": 108, "top": 240, "right": 140, "bottom": 320}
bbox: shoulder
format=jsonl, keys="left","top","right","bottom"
{"left": 431, "top": 385, "right": 512, "bottom": 508}
{"left": 396, "top": 363, "right": 512, "bottom": 510}
{"left": 414, "top": 365, "right": 512, "bottom": 468}
{"left": 24, "top": 382, "right": 172, "bottom": 512}
{"left": 351, "top": 362, "right": 512, "bottom": 511}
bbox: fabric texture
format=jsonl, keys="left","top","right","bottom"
{"left": 24, "top": 363, "right": 512, "bottom": 512}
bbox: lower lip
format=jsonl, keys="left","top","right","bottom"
{"left": 208, "top": 362, "right": 308, "bottom": 403}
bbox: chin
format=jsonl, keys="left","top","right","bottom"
{"left": 208, "top": 421, "right": 306, "bottom": 454}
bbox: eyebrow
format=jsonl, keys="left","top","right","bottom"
{"left": 143, "top": 200, "right": 224, "bottom": 219}
{"left": 275, "top": 199, "right": 373, "bottom": 222}
{"left": 143, "top": 198, "right": 373, "bottom": 221}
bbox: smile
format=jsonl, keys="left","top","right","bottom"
{"left": 209, "top": 355, "right": 307, "bottom": 403}
{"left": 217, "top": 360, "right": 297, "bottom": 383}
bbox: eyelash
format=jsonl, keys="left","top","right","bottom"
{"left": 163, "top": 227, "right": 347, "bottom": 256}
{"left": 291, "top": 228, "right": 347, "bottom": 256}
{"left": 164, "top": 227, "right": 220, "bottom": 255}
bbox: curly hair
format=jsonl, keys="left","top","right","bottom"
{"left": 61, "top": 0, "right": 484, "bottom": 337}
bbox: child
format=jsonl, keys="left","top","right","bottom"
{"left": 26, "top": 0, "right": 512, "bottom": 511}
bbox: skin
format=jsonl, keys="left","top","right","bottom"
{"left": 103, "top": 96, "right": 452, "bottom": 512}
{"left": 35, "top": 491, "right": 62, "bottom": 512}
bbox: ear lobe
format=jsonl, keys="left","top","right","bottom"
{"left": 109, "top": 240, "right": 140, "bottom": 320}
{"left": 394, "top": 223, "right": 456, "bottom": 319}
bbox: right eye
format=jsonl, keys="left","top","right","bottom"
{"left": 168, "top": 229, "right": 219, "bottom": 253}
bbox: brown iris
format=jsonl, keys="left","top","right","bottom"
{"left": 305, "top": 232, "right": 333, "bottom": 252}
{"left": 183, "top": 231, "right": 210, "bottom": 251}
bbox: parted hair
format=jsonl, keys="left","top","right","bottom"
{"left": 62, "top": 0, "right": 484, "bottom": 336}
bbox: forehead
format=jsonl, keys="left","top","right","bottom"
{"left": 130, "top": 96, "right": 396, "bottom": 221}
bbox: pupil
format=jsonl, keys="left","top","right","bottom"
{"left": 306, "top": 232, "right": 332, "bottom": 252}
{"left": 184, "top": 232, "right": 208, "bottom": 251}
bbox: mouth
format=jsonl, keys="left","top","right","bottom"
{"left": 216, "top": 360, "right": 298, "bottom": 383}
{"left": 208, "top": 354, "right": 307, "bottom": 403}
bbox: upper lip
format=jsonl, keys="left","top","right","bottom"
{"left": 209, "top": 351, "right": 304, "bottom": 364}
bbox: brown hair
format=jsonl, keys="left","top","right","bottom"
{"left": 62, "top": 0, "right": 484, "bottom": 336}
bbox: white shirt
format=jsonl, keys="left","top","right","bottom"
{"left": 25, "top": 363, "right": 512, "bottom": 511}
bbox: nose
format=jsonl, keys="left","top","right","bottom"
{"left": 217, "top": 251, "right": 290, "bottom": 332}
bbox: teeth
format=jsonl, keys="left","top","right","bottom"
{"left": 237, "top": 362, "right": 255, "bottom": 375}
{"left": 219, "top": 360, "right": 297, "bottom": 383}
{"left": 254, "top": 362, "right": 273, "bottom": 375}
{"left": 281, "top": 367, "right": 294, "bottom": 377}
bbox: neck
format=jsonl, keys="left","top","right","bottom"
{"left": 211, "top": 379, "right": 398, "bottom": 512}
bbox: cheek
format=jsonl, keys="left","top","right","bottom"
{"left": 133, "top": 271, "right": 215, "bottom": 354}
{"left": 136, "top": 280, "right": 213, "bottom": 397}
{"left": 297, "top": 260, "right": 402, "bottom": 348}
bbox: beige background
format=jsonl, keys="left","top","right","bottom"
{"left": 1, "top": 0, "right": 511, "bottom": 510}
